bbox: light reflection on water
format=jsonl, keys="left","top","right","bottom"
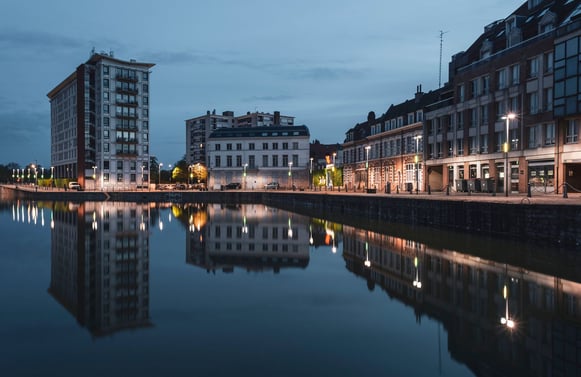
{"left": 1, "top": 200, "right": 580, "bottom": 377}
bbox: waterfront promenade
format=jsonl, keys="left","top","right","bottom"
{"left": 3, "top": 184, "right": 580, "bottom": 248}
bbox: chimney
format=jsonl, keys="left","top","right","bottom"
{"left": 274, "top": 111, "right": 280, "bottom": 125}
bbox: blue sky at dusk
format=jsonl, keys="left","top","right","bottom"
{"left": 0, "top": 0, "right": 522, "bottom": 167}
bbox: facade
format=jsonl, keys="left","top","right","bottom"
{"left": 342, "top": 87, "right": 440, "bottom": 193}
{"left": 424, "top": 0, "right": 581, "bottom": 194}
{"left": 206, "top": 125, "right": 310, "bottom": 189}
{"left": 185, "top": 110, "right": 295, "bottom": 167}
{"left": 47, "top": 52, "right": 154, "bottom": 190}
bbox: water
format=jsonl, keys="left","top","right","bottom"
{"left": 1, "top": 200, "right": 579, "bottom": 377}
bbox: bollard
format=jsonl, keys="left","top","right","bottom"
{"left": 564, "top": 183, "right": 568, "bottom": 198}
{"left": 428, "top": 185, "right": 431, "bottom": 195}
{"left": 527, "top": 183, "right": 531, "bottom": 198}
{"left": 396, "top": 186, "right": 399, "bottom": 194}
{"left": 446, "top": 185, "right": 449, "bottom": 196}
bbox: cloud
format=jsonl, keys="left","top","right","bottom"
{"left": 0, "top": 30, "right": 83, "bottom": 51}
{"left": 0, "top": 111, "right": 48, "bottom": 142}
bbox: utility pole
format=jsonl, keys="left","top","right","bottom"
{"left": 439, "top": 30, "right": 448, "bottom": 88}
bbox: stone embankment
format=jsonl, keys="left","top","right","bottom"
{"left": 2, "top": 185, "right": 579, "bottom": 248}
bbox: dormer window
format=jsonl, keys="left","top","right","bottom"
{"left": 538, "top": 10, "right": 556, "bottom": 34}
{"left": 528, "top": 0, "right": 541, "bottom": 10}
{"left": 480, "top": 39, "right": 493, "bottom": 59}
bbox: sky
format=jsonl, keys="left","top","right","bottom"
{"left": 0, "top": 0, "right": 524, "bottom": 167}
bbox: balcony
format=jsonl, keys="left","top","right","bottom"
{"left": 116, "top": 74, "right": 138, "bottom": 83}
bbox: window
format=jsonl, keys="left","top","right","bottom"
{"left": 117, "top": 161, "right": 123, "bottom": 170}
{"left": 293, "top": 142, "right": 298, "bottom": 150}
{"left": 528, "top": 126, "right": 538, "bottom": 148}
{"left": 103, "top": 78, "right": 109, "bottom": 88}
{"left": 104, "top": 143, "right": 109, "bottom": 152}
{"left": 272, "top": 155, "right": 278, "bottom": 167}
{"left": 272, "top": 143, "right": 278, "bottom": 150}
{"left": 497, "top": 68, "right": 507, "bottom": 89}
{"left": 528, "top": 58, "right": 539, "bottom": 78}
{"left": 544, "top": 51, "right": 553, "bottom": 73}
{"left": 104, "top": 130, "right": 109, "bottom": 139}
{"left": 457, "top": 138, "right": 464, "bottom": 155}
{"left": 130, "top": 161, "right": 136, "bottom": 171}
{"left": 545, "top": 123, "right": 555, "bottom": 145}
{"left": 481, "top": 75, "right": 489, "bottom": 94}
{"left": 282, "top": 155, "right": 288, "bottom": 166}
{"left": 215, "top": 156, "right": 221, "bottom": 167}
{"left": 104, "top": 161, "right": 110, "bottom": 170}
{"left": 143, "top": 84, "right": 148, "bottom": 92}
{"left": 480, "top": 136, "right": 488, "bottom": 153}
{"left": 529, "top": 92, "right": 539, "bottom": 114}
{"left": 143, "top": 96, "right": 148, "bottom": 105}
{"left": 458, "top": 84, "right": 465, "bottom": 102}
{"left": 226, "top": 156, "right": 233, "bottom": 167}
{"left": 282, "top": 142, "right": 289, "bottom": 150}
{"left": 226, "top": 143, "right": 232, "bottom": 151}
{"left": 249, "top": 155, "right": 255, "bottom": 169}
{"left": 130, "top": 174, "right": 136, "bottom": 182}
{"left": 236, "top": 155, "right": 242, "bottom": 167}
{"left": 456, "top": 112, "right": 464, "bottom": 129}
{"left": 117, "top": 174, "right": 123, "bottom": 182}
{"left": 104, "top": 104, "right": 109, "bottom": 114}
{"left": 143, "top": 109, "right": 148, "bottom": 117}
{"left": 143, "top": 72, "right": 148, "bottom": 81}
{"left": 470, "top": 79, "right": 479, "bottom": 98}
{"left": 103, "top": 117, "right": 109, "bottom": 127}
{"left": 566, "top": 120, "right": 579, "bottom": 143}
{"left": 262, "top": 143, "right": 268, "bottom": 150}
{"left": 249, "top": 143, "right": 255, "bottom": 150}
{"left": 511, "top": 64, "right": 520, "bottom": 85}
{"left": 215, "top": 144, "right": 221, "bottom": 151}
{"left": 262, "top": 155, "right": 268, "bottom": 167}
{"left": 543, "top": 88, "right": 553, "bottom": 111}
{"left": 293, "top": 154, "right": 298, "bottom": 166}
{"left": 103, "top": 66, "right": 109, "bottom": 75}
{"left": 236, "top": 143, "right": 242, "bottom": 150}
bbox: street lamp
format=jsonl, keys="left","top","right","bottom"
{"left": 500, "top": 283, "right": 515, "bottom": 329}
{"left": 288, "top": 161, "right": 293, "bottom": 189}
{"left": 243, "top": 163, "right": 248, "bottom": 189}
{"left": 92, "top": 166, "right": 97, "bottom": 190}
{"left": 414, "top": 135, "right": 422, "bottom": 194}
{"left": 51, "top": 166, "right": 54, "bottom": 179}
{"left": 365, "top": 145, "right": 371, "bottom": 190}
{"left": 169, "top": 164, "right": 172, "bottom": 184}
{"left": 309, "top": 157, "right": 314, "bottom": 190}
{"left": 502, "top": 113, "right": 516, "bottom": 197}
{"left": 158, "top": 163, "right": 163, "bottom": 187}
{"left": 141, "top": 165, "right": 145, "bottom": 190}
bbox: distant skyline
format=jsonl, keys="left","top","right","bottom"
{"left": 0, "top": 0, "right": 523, "bottom": 167}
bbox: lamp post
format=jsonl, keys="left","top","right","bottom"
{"left": 502, "top": 113, "right": 516, "bottom": 197}
{"left": 243, "top": 163, "right": 248, "bottom": 189}
{"left": 169, "top": 164, "right": 172, "bottom": 184}
{"left": 141, "top": 165, "right": 145, "bottom": 190}
{"left": 414, "top": 135, "right": 422, "bottom": 194}
{"left": 92, "top": 166, "right": 97, "bottom": 191}
{"left": 51, "top": 166, "right": 54, "bottom": 179}
{"left": 309, "top": 157, "right": 314, "bottom": 190}
{"left": 158, "top": 163, "right": 163, "bottom": 187}
{"left": 288, "top": 161, "right": 293, "bottom": 189}
{"left": 365, "top": 145, "right": 371, "bottom": 190}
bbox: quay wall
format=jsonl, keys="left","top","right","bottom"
{"left": 2, "top": 186, "right": 579, "bottom": 248}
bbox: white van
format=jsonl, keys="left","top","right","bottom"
{"left": 68, "top": 182, "right": 82, "bottom": 191}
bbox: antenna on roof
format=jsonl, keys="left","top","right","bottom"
{"left": 439, "top": 30, "right": 449, "bottom": 88}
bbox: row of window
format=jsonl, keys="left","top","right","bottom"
{"left": 214, "top": 154, "right": 299, "bottom": 168}
{"left": 103, "top": 79, "right": 148, "bottom": 93}
{"left": 103, "top": 105, "right": 148, "bottom": 117}
{"left": 458, "top": 51, "right": 553, "bottom": 101}
{"left": 103, "top": 66, "right": 148, "bottom": 82}
{"left": 343, "top": 137, "right": 422, "bottom": 164}
{"left": 215, "top": 142, "right": 300, "bottom": 151}
{"left": 214, "top": 225, "right": 299, "bottom": 240}
{"left": 101, "top": 173, "right": 149, "bottom": 183}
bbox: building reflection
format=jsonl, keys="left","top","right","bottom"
{"left": 45, "top": 201, "right": 153, "bottom": 337}
{"left": 343, "top": 225, "right": 581, "bottom": 376}
{"left": 184, "top": 204, "right": 311, "bottom": 273}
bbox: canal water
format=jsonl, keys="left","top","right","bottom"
{"left": 1, "top": 200, "right": 579, "bottom": 377}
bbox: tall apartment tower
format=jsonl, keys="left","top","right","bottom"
{"left": 47, "top": 52, "right": 154, "bottom": 190}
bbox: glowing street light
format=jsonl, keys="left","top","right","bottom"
{"left": 288, "top": 161, "right": 293, "bottom": 189}
{"left": 92, "top": 166, "right": 97, "bottom": 190}
{"left": 309, "top": 157, "right": 314, "bottom": 190}
{"left": 243, "top": 163, "right": 248, "bottom": 189}
{"left": 501, "top": 113, "right": 516, "bottom": 197}
{"left": 414, "top": 135, "right": 422, "bottom": 194}
{"left": 365, "top": 145, "right": 371, "bottom": 190}
{"left": 500, "top": 284, "right": 515, "bottom": 329}
{"left": 158, "top": 163, "right": 163, "bottom": 187}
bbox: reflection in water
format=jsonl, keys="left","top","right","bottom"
{"left": 40, "top": 201, "right": 153, "bottom": 337}
{"left": 342, "top": 224, "right": 581, "bottom": 376}
{"left": 183, "top": 204, "right": 311, "bottom": 273}
{"left": 7, "top": 200, "right": 581, "bottom": 375}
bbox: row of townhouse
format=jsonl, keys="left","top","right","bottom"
{"left": 343, "top": 0, "right": 581, "bottom": 195}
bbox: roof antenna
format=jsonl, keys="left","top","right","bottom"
{"left": 439, "top": 30, "right": 449, "bottom": 88}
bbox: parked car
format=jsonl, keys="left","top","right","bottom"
{"left": 264, "top": 182, "right": 279, "bottom": 190}
{"left": 68, "top": 182, "right": 83, "bottom": 191}
{"left": 222, "top": 182, "right": 242, "bottom": 190}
